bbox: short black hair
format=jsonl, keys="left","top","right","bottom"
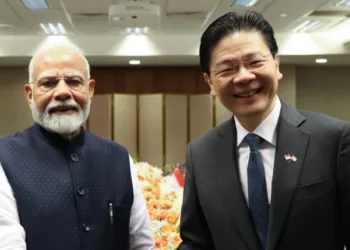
{"left": 199, "top": 11, "right": 278, "bottom": 75}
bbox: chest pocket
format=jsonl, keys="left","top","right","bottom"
{"left": 294, "top": 178, "right": 328, "bottom": 199}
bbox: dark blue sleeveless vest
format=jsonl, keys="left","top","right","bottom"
{"left": 0, "top": 123, "right": 134, "bottom": 250}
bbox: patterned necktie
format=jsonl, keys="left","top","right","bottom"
{"left": 245, "top": 133, "right": 269, "bottom": 249}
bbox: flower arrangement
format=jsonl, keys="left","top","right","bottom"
{"left": 135, "top": 162, "right": 184, "bottom": 250}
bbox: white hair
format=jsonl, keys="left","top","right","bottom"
{"left": 28, "top": 42, "right": 90, "bottom": 84}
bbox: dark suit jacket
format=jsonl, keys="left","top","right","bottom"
{"left": 178, "top": 102, "right": 350, "bottom": 250}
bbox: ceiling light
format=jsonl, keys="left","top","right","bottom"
{"left": 48, "top": 23, "right": 58, "bottom": 35}
{"left": 40, "top": 23, "right": 49, "bottom": 34}
{"left": 293, "top": 20, "right": 330, "bottom": 33}
{"left": 57, "top": 23, "right": 66, "bottom": 34}
{"left": 126, "top": 27, "right": 149, "bottom": 35}
{"left": 280, "top": 14, "right": 287, "bottom": 18}
{"left": 330, "top": 18, "right": 350, "bottom": 43}
{"left": 315, "top": 58, "right": 327, "bottom": 63}
{"left": 22, "top": 0, "right": 49, "bottom": 10}
{"left": 334, "top": 0, "right": 350, "bottom": 6}
{"left": 40, "top": 23, "right": 66, "bottom": 35}
{"left": 0, "top": 24, "right": 13, "bottom": 28}
{"left": 129, "top": 60, "right": 141, "bottom": 65}
{"left": 231, "top": 0, "right": 260, "bottom": 7}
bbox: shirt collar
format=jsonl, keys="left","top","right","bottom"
{"left": 235, "top": 96, "right": 281, "bottom": 147}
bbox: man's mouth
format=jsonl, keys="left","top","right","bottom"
{"left": 49, "top": 106, "right": 78, "bottom": 113}
{"left": 233, "top": 88, "right": 263, "bottom": 98}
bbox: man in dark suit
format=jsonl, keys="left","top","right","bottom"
{"left": 178, "top": 11, "right": 350, "bottom": 250}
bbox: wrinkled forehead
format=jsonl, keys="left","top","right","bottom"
{"left": 32, "top": 49, "right": 88, "bottom": 81}
{"left": 36, "top": 71, "right": 85, "bottom": 82}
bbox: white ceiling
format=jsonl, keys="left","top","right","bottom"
{"left": 0, "top": 0, "right": 350, "bottom": 66}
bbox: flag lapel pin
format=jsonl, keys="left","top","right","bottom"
{"left": 284, "top": 154, "right": 297, "bottom": 163}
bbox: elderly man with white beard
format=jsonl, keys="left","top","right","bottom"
{"left": 0, "top": 43, "right": 155, "bottom": 250}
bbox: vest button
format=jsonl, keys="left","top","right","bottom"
{"left": 77, "top": 187, "right": 85, "bottom": 196}
{"left": 82, "top": 224, "right": 90, "bottom": 232}
{"left": 71, "top": 153, "right": 79, "bottom": 162}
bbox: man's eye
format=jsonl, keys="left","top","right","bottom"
{"left": 220, "top": 69, "right": 230, "bottom": 72}
{"left": 41, "top": 80, "right": 57, "bottom": 86}
{"left": 66, "top": 79, "right": 82, "bottom": 85}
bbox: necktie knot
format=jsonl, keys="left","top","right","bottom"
{"left": 245, "top": 133, "right": 261, "bottom": 151}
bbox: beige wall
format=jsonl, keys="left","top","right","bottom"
{"left": 138, "top": 94, "right": 163, "bottom": 167}
{"left": 165, "top": 95, "right": 187, "bottom": 165}
{"left": 0, "top": 67, "right": 33, "bottom": 137}
{"left": 113, "top": 94, "right": 138, "bottom": 158}
{"left": 278, "top": 65, "right": 296, "bottom": 108}
{"left": 296, "top": 66, "right": 350, "bottom": 122}
{"left": 189, "top": 95, "right": 213, "bottom": 140}
{"left": 88, "top": 94, "right": 112, "bottom": 139}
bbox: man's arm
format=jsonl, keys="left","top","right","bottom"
{"left": 0, "top": 163, "right": 26, "bottom": 250}
{"left": 178, "top": 144, "right": 215, "bottom": 250}
{"left": 128, "top": 155, "right": 155, "bottom": 250}
{"left": 337, "top": 123, "right": 350, "bottom": 248}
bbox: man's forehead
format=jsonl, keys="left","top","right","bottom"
{"left": 33, "top": 66, "right": 86, "bottom": 81}
{"left": 37, "top": 71, "right": 85, "bottom": 79}
{"left": 32, "top": 50, "right": 87, "bottom": 80}
{"left": 213, "top": 32, "right": 268, "bottom": 57}
{"left": 36, "top": 50, "right": 83, "bottom": 65}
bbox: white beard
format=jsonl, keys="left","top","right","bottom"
{"left": 31, "top": 98, "right": 90, "bottom": 135}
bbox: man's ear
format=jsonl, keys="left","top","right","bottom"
{"left": 24, "top": 84, "right": 33, "bottom": 108}
{"left": 274, "top": 54, "right": 283, "bottom": 80}
{"left": 88, "top": 79, "right": 95, "bottom": 100}
{"left": 204, "top": 73, "right": 217, "bottom": 96}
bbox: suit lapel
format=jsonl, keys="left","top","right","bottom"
{"left": 215, "top": 120, "right": 262, "bottom": 250}
{"left": 267, "top": 103, "right": 310, "bottom": 250}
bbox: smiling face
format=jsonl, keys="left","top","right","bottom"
{"left": 24, "top": 46, "right": 95, "bottom": 136}
{"left": 204, "top": 31, "right": 282, "bottom": 124}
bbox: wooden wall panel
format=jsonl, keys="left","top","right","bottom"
{"left": 189, "top": 95, "right": 213, "bottom": 141}
{"left": 165, "top": 94, "right": 187, "bottom": 165}
{"left": 88, "top": 94, "right": 112, "bottom": 139}
{"left": 215, "top": 97, "right": 232, "bottom": 126}
{"left": 139, "top": 94, "right": 163, "bottom": 168}
{"left": 113, "top": 94, "right": 137, "bottom": 158}
{"left": 91, "top": 67, "right": 209, "bottom": 94}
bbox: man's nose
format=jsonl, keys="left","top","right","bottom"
{"left": 53, "top": 79, "right": 72, "bottom": 101}
{"left": 233, "top": 66, "right": 256, "bottom": 84}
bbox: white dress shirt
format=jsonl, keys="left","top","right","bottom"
{"left": 0, "top": 155, "right": 155, "bottom": 250}
{"left": 0, "top": 166, "right": 26, "bottom": 250}
{"left": 235, "top": 96, "right": 281, "bottom": 204}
